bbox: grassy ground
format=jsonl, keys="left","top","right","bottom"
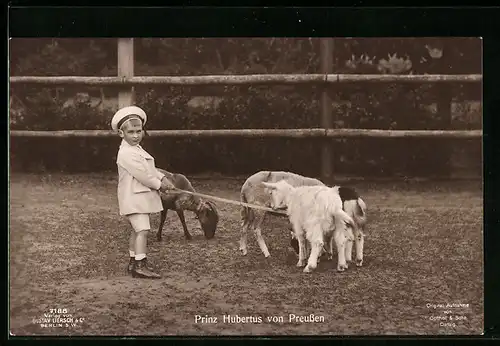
{"left": 9, "top": 173, "right": 483, "bottom": 336}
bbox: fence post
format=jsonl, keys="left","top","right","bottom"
{"left": 118, "top": 38, "right": 135, "bottom": 108}
{"left": 320, "top": 38, "right": 334, "bottom": 182}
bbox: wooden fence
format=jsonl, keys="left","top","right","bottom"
{"left": 8, "top": 74, "right": 482, "bottom": 85}
{"left": 9, "top": 38, "right": 482, "bottom": 180}
{"left": 11, "top": 129, "right": 482, "bottom": 139}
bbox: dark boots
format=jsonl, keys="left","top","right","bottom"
{"left": 128, "top": 258, "right": 161, "bottom": 279}
{"left": 127, "top": 257, "right": 135, "bottom": 273}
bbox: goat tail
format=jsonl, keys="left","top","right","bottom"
{"left": 355, "top": 197, "right": 367, "bottom": 226}
{"left": 357, "top": 197, "right": 366, "bottom": 216}
{"left": 333, "top": 209, "right": 356, "bottom": 231}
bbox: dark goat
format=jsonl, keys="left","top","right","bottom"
{"left": 156, "top": 169, "right": 219, "bottom": 241}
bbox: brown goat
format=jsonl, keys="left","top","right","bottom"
{"left": 156, "top": 169, "right": 219, "bottom": 241}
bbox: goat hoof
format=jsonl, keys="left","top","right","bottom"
{"left": 296, "top": 261, "right": 305, "bottom": 267}
{"left": 303, "top": 266, "right": 313, "bottom": 273}
{"left": 337, "top": 264, "right": 348, "bottom": 272}
{"left": 239, "top": 248, "right": 247, "bottom": 256}
{"left": 356, "top": 259, "right": 363, "bottom": 267}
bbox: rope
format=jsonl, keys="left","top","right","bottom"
{"left": 166, "top": 188, "right": 288, "bottom": 215}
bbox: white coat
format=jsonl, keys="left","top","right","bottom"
{"left": 116, "top": 140, "right": 165, "bottom": 216}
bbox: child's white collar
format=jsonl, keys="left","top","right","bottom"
{"left": 120, "top": 139, "right": 141, "bottom": 148}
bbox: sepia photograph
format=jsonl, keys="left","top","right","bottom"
{"left": 9, "top": 37, "right": 483, "bottom": 336}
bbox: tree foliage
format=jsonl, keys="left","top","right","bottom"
{"left": 9, "top": 38, "right": 482, "bottom": 177}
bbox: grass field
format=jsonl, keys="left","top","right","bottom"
{"left": 9, "top": 173, "right": 483, "bottom": 336}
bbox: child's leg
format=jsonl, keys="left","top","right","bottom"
{"left": 127, "top": 230, "right": 136, "bottom": 272}
{"left": 129, "top": 230, "right": 136, "bottom": 257}
{"left": 128, "top": 214, "right": 161, "bottom": 279}
{"left": 134, "top": 230, "right": 148, "bottom": 260}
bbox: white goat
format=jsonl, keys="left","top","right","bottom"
{"left": 239, "top": 171, "right": 324, "bottom": 258}
{"left": 262, "top": 180, "right": 356, "bottom": 273}
{"left": 290, "top": 186, "right": 367, "bottom": 267}
{"left": 240, "top": 171, "right": 367, "bottom": 266}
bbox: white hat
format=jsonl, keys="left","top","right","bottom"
{"left": 111, "top": 106, "right": 147, "bottom": 132}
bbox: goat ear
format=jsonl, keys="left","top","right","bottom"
{"left": 205, "top": 200, "right": 219, "bottom": 220}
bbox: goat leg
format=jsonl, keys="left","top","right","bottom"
{"left": 334, "top": 229, "right": 348, "bottom": 272}
{"left": 327, "top": 234, "right": 334, "bottom": 261}
{"left": 176, "top": 209, "right": 192, "bottom": 240}
{"left": 304, "top": 239, "right": 323, "bottom": 273}
{"left": 157, "top": 209, "right": 168, "bottom": 241}
{"left": 322, "top": 233, "right": 334, "bottom": 261}
{"left": 295, "top": 228, "right": 307, "bottom": 268}
{"left": 297, "top": 237, "right": 307, "bottom": 267}
{"left": 239, "top": 223, "right": 249, "bottom": 256}
{"left": 354, "top": 228, "right": 365, "bottom": 267}
{"left": 251, "top": 212, "right": 270, "bottom": 257}
{"left": 345, "top": 228, "right": 354, "bottom": 263}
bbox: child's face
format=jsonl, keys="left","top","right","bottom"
{"left": 119, "top": 119, "right": 144, "bottom": 146}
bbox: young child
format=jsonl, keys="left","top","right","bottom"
{"left": 111, "top": 105, "right": 175, "bottom": 279}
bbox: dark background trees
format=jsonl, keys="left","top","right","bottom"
{"left": 9, "top": 38, "right": 482, "bottom": 178}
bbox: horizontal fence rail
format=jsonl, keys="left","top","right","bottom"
{"left": 9, "top": 74, "right": 482, "bottom": 86}
{"left": 9, "top": 37, "right": 482, "bottom": 181}
{"left": 9, "top": 129, "right": 483, "bottom": 139}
